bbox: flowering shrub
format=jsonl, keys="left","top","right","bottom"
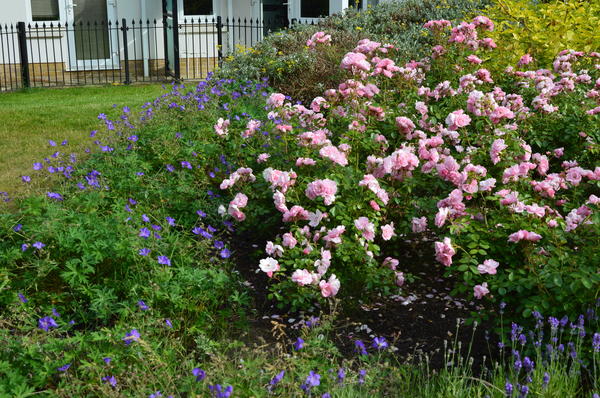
{"left": 208, "top": 16, "right": 599, "bottom": 319}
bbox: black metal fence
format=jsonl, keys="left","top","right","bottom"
{"left": 0, "top": 17, "right": 306, "bottom": 91}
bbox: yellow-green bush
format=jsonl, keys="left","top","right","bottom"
{"left": 483, "top": 0, "right": 600, "bottom": 68}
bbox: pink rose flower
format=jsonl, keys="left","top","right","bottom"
{"left": 477, "top": 259, "right": 499, "bottom": 275}
{"left": 292, "top": 269, "right": 313, "bottom": 286}
{"left": 474, "top": 282, "right": 489, "bottom": 299}
{"left": 412, "top": 217, "right": 428, "bottom": 233}
{"left": 282, "top": 232, "right": 297, "bottom": 248}
{"left": 259, "top": 257, "right": 279, "bottom": 278}
{"left": 434, "top": 237, "right": 455, "bottom": 266}
{"left": 445, "top": 109, "right": 472, "bottom": 131}
{"left": 319, "top": 274, "right": 340, "bottom": 297}
{"left": 267, "top": 93, "right": 286, "bottom": 108}
{"left": 381, "top": 223, "right": 395, "bottom": 241}
{"left": 507, "top": 230, "right": 542, "bottom": 242}
{"left": 305, "top": 179, "right": 338, "bottom": 205}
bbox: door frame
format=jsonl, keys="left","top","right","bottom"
{"left": 64, "top": 0, "right": 120, "bottom": 71}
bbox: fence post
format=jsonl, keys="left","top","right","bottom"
{"left": 216, "top": 16, "right": 223, "bottom": 67}
{"left": 16, "top": 22, "right": 30, "bottom": 88}
{"left": 121, "top": 18, "right": 131, "bottom": 84}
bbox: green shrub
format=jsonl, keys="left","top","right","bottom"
{"left": 483, "top": 0, "right": 600, "bottom": 70}
{"left": 217, "top": 0, "right": 491, "bottom": 102}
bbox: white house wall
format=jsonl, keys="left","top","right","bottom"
{"left": 1, "top": 0, "right": 358, "bottom": 72}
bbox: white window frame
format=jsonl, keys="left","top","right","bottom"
{"left": 25, "top": 0, "right": 66, "bottom": 25}
{"left": 178, "top": 0, "right": 220, "bottom": 20}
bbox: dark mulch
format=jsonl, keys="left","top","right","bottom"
{"left": 229, "top": 225, "right": 499, "bottom": 373}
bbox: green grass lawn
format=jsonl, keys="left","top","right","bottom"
{"left": 0, "top": 84, "right": 168, "bottom": 196}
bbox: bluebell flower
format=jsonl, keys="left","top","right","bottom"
{"left": 166, "top": 217, "right": 176, "bottom": 226}
{"left": 103, "top": 357, "right": 111, "bottom": 364}
{"left": 593, "top": 333, "right": 600, "bottom": 352}
{"left": 142, "top": 214, "right": 150, "bottom": 222}
{"left": 337, "top": 368, "right": 346, "bottom": 383}
{"left": 166, "top": 164, "right": 175, "bottom": 172}
{"left": 165, "top": 319, "right": 173, "bottom": 328}
{"left": 52, "top": 308, "right": 61, "bottom": 317}
{"left": 137, "top": 301, "right": 149, "bottom": 311}
{"left": 17, "top": 293, "right": 28, "bottom": 303}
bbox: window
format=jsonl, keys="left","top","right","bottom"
{"left": 301, "top": 0, "right": 329, "bottom": 18}
{"left": 31, "top": 0, "right": 60, "bottom": 21}
{"left": 349, "top": 0, "right": 363, "bottom": 9}
{"left": 182, "top": 0, "right": 213, "bottom": 15}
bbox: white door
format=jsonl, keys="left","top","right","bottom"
{"left": 65, "top": 0, "right": 119, "bottom": 70}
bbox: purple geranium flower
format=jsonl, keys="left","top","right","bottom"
{"left": 165, "top": 319, "right": 173, "bottom": 328}
{"left": 139, "top": 228, "right": 151, "bottom": 239}
{"left": 214, "top": 241, "right": 224, "bottom": 249}
{"left": 142, "top": 214, "right": 150, "bottom": 222}
{"left": 18, "top": 293, "right": 28, "bottom": 303}
{"left": 32, "top": 242, "right": 46, "bottom": 250}
{"left": 269, "top": 370, "right": 285, "bottom": 387}
{"left": 192, "top": 367, "right": 206, "bottom": 381}
{"left": 157, "top": 256, "right": 171, "bottom": 266}
{"left": 39, "top": 316, "right": 58, "bottom": 331}
{"left": 166, "top": 217, "right": 176, "bottom": 226}
{"left": 301, "top": 371, "right": 320, "bottom": 392}
{"left": 122, "top": 329, "right": 140, "bottom": 345}
{"left": 102, "top": 375, "right": 117, "bottom": 387}
{"left": 197, "top": 210, "right": 207, "bottom": 218}
{"left": 22, "top": 175, "right": 31, "bottom": 183}
{"left": 103, "top": 357, "right": 112, "bottom": 364}
{"left": 355, "top": 340, "right": 368, "bottom": 355}
{"left": 372, "top": 336, "right": 388, "bottom": 350}
{"left": 219, "top": 248, "right": 231, "bottom": 259}
{"left": 57, "top": 363, "right": 71, "bottom": 372}
{"left": 208, "top": 385, "right": 233, "bottom": 398}
{"left": 137, "top": 300, "right": 149, "bottom": 311}
{"left": 181, "top": 161, "right": 192, "bottom": 169}
{"left": 33, "top": 162, "right": 43, "bottom": 170}
{"left": 166, "top": 164, "right": 175, "bottom": 172}
{"left": 47, "top": 192, "right": 64, "bottom": 201}
{"left": 139, "top": 248, "right": 151, "bottom": 256}
{"left": 293, "top": 337, "right": 304, "bottom": 351}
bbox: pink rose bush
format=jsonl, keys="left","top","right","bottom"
{"left": 203, "top": 17, "right": 599, "bottom": 315}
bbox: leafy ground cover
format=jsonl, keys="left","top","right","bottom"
{"left": 0, "top": 84, "right": 166, "bottom": 195}
{"left": 1, "top": 1, "right": 599, "bottom": 397}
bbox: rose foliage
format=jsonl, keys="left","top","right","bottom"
{"left": 210, "top": 18, "right": 600, "bottom": 319}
